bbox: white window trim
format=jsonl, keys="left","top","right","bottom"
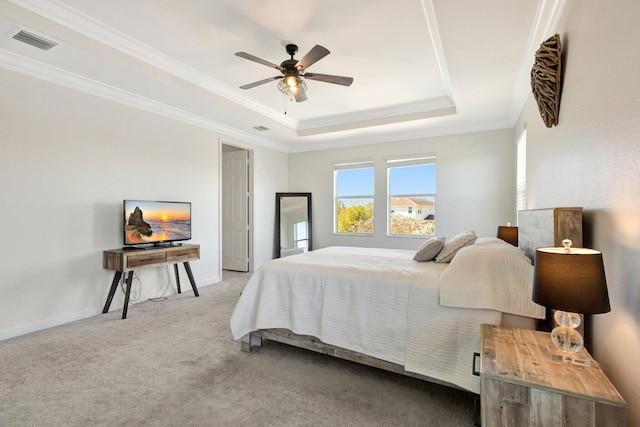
{"left": 333, "top": 159, "right": 375, "bottom": 235}
{"left": 516, "top": 130, "right": 526, "bottom": 213}
{"left": 385, "top": 154, "right": 436, "bottom": 167}
{"left": 386, "top": 155, "right": 436, "bottom": 238}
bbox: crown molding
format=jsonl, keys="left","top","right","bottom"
{"left": 296, "top": 97, "right": 456, "bottom": 136}
{"left": 421, "top": 0, "right": 454, "bottom": 100}
{"left": 7, "top": 0, "right": 298, "bottom": 129}
{"left": 3, "top": 0, "right": 558, "bottom": 152}
{"left": 7, "top": 0, "right": 460, "bottom": 136}
{"left": 0, "top": 48, "right": 290, "bottom": 152}
{"left": 289, "top": 118, "right": 514, "bottom": 153}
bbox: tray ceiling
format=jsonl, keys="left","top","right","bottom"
{"left": 0, "top": 0, "right": 565, "bottom": 152}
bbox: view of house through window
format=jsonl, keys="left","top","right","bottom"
{"left": 387, "top": 156, "right": 436, "bottom": 236}
{"left": 334, "top": 160, "right": 375, "bottom": 234}
{"left": 334, "top": 156, "right": 436, "bottom": 236}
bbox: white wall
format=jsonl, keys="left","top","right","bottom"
{"left": 289, "top": 129, "right": 516, "bottom": 251}
{"left": 251, "top": 144, "right": 289, "bottom": 265}
{"left": 518, "top": 0, "right": 640, "bottom": 423}
{"left": 0, "top": 67, "right": 287, "bottom": 339}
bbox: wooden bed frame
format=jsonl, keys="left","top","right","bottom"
{"left": 240, "top": 328, "right": 462, "bottom": 390}
{"left": 239, "top": 208, "right": 583, "bottom": 391}
{"left": 518, "top": 207, "right": 583, "bottom": 261}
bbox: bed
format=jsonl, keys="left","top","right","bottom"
{"left": 229, "top": 209, "right": 582, "bottom": 394}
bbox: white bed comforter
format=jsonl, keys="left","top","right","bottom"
{"left": 230, "top": 246, "right": 511, "bottom": 393}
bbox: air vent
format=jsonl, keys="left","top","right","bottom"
{"left": 253, "top": 126, "right": 270, "bottom": 131}
{"left": 12, "top": 30, "right": 57, "bottom": 51}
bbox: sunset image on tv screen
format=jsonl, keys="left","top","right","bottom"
{"left": 124, "top": 201, "right": 191, "bottom": 245}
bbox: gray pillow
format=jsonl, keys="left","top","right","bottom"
{"left": 413, "top": 237, "right": 445, "bottom": 262}
{"left": 435, "top": 231, "right": 477, "bottom": 263}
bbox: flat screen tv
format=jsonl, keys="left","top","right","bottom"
{"left": 123, "top": 200, "right": 191, "bottom": 248}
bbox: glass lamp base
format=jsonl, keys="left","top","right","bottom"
{"left": 551, "top": 325, "right": 584, "bottom": 352}
{"left": 546, "top": 343, "right": 591, "bottom": 366}
{"left": 547, "top": 311, "right": 589, "bottom": 366}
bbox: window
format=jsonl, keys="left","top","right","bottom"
{"left": 387, "top": 156, "right": 436, "bottom": 236}
{"left": 334, "top": 160, "right": 375, "bottom": 234}
{"left": 294, "top": 221, "right": 308, "bottom": 248}
{"left": 516, "top": 130, "right": 526, "bottom": 212}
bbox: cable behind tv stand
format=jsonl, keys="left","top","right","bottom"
{"left": 102, "top": 244, "right": 200, "bottom": 319}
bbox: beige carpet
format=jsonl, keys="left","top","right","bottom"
{"left": 0, "top": 271, "right": 476, "bottom": 426}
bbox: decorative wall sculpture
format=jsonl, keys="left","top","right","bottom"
{"left": 531, "top": 34, "right": 563, "bottom": 128}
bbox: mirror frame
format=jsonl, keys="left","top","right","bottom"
{"left": 275, "top": 192, "right": 312, "bottom": 258}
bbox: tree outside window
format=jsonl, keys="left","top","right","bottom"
{"left": 334, "top": 161, "right": 374, "bottom": 234}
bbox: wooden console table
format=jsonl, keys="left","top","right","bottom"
{"left": 102, "top": 244, "right": 200, "bottom": 319}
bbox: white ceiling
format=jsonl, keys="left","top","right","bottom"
{"left": 0, "top": 0, "right": 565, "bottom": 152}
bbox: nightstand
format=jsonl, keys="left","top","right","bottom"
{"left": 480, "top": 324, "right": 626, "bottom": 426}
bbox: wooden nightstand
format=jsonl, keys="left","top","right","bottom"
{"left": 480, "top": 324, "right": 626, "bottom": 426}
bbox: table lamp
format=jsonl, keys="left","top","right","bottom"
{"left": 497, "top": 223, "right": 519, "bottom": 246}
{"left": 532, "top": 239, "right": 610, "bottom": 365}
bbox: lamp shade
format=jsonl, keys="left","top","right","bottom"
{"left": 532, "top": 246, "right": 610, "bottom": 314}
{"left": 497, "top": 225, "right": 518, "bottom": 246}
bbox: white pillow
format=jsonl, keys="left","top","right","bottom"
{"left": 435, "top": 231, "right": 477, "bottom": 263}
{"left": 438, "top": 242, "right": 544, "bottom": 319}
{"left": 475, "top": 237, "right": 511, "bottom": 246}
{"left": 413, "top": 237, "right": 445, "bottom": 262}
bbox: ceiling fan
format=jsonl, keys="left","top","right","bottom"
{"left": 235, "top": 44, "right": 353, "bottom": 102}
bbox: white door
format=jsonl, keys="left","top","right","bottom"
{"left": 222, "top": 149, "right": 249, "bottom": 271}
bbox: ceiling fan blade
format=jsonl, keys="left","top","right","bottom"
{"left": 295, "top": 45, "right": 330, "bottom": 71}
{"left": 295, "top": 92, "right": 308, "bottom": 102}
{"left": 303, "top": 73, "right": 354, "bottom": 86}
{"left": 235, "top": 52, "right": 285, "bottom": 72}
{"left": 239, "top": 76, "right": 281, "bottom": 90}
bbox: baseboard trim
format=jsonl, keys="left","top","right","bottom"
{"left": 0, "top": 307, "right": 102, "bottom": 342}
{"left": 197, "top": 277, "right": 220, "bottom": 288}
{"left": 0, "top": 276, "right": 222, "bottom": 341}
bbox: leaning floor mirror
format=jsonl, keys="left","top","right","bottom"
{"left": 275, "top": 192, "right": 312, "bottom": 258}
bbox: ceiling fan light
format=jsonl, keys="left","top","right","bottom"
{"left": 285, "top": 75, "right": 297, "bottom": 87}
{"left": 278, "top": 75, "right": 306, "bottom": 96}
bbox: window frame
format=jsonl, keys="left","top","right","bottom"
{"left": 516, "top": 130, "right": 527, "bottom": 212}
{"left": 333, "top": 159, "right": 375, "bottom": 235}
{"left": 294, "top": 220, "right": 308, "bottom": 248}
{"left": 386, "top": 155, "right": 437, "bottom": 238}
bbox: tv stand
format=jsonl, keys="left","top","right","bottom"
{"left": 102, "top": 244, "right": 200, "bottom": 319}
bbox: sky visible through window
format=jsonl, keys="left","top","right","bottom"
{"left": 337, "top": 164, "right": 436, "bottom": 206}
{"left": 390, "top": 164, "right": 436, "bottom": 195}
{"left": 337, "top": 168, "right": 374, "bottom": 198}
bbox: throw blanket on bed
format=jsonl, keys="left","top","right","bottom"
{"left": 231, "top": 247, "right": 429, "bottom": 365}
